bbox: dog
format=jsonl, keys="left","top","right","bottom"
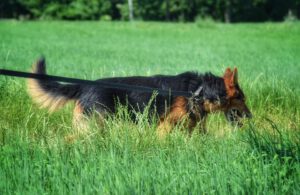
{"left": 27, "top": 58, "right": 252, "bottom": 138}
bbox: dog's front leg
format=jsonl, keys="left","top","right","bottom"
{"left": 199, "top": 116, "right": 207, "bottom": 134}
{"left": 157, "top": 118, "right": 173, "bottom": 139}
{"left": 157, "top": 96, "right": 189, "bottom": 139}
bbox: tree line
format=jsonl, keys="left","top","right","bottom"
{"left": 1, "top": 0, "right": 299, "bottom": 22}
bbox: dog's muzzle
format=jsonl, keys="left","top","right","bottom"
{"left": 225, "top": 108, "right": 252, "bottom": 127}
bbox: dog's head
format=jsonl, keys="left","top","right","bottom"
{"left": 222, "top": 67, "right": 252, "bottom": 126}
{"left": 200, "top": 68, "right": 252, "bottom": 126}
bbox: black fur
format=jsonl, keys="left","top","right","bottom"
{"left": 75, "top": 72, "right": 229, "bottom": 117}
{"left": 34, "top": 58, "right": 82, "bottom": 100}
{"left": 34, "top": 59, "right": 229, "bottom": 119}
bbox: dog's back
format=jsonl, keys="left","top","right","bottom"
{"left": 28, "top": 58, "right": 202, "bottom": 118}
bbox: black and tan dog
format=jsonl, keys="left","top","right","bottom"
{"left": 27, "top": 58, "right": 252, "bottom": 138}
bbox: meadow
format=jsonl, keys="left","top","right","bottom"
{"left": 0, "top": 20, "right": 300, "bottom": 194}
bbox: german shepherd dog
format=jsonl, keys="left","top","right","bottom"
{"left": 27, "top": 58, "right": 252, "bottom": 138}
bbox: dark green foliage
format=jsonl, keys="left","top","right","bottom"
{"left": 0, "top": 0, "right": 298, "bottom": 22}
{"left": 1, "top": 0, "right": 112, "bottom": 20}
{"left": 0, "top": 0, "right": 28, "bottom": 18}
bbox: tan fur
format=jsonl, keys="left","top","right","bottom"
{"left": 157, "top": 96, "right": 190, "bottom": 138}
{"left": 223, "top": 67, "right": 238, "bottom": 98}
{"left": 73, "top": 101, "right": 84, "bottom": 125}
{"left": 203, "top": 100, "right": 225, "bottom": 113}
{"left": 156, "top": 96, "right": 214, "bottom": 138}
{"left": 64, "top": 102, "right": 89, "bottom": 143}
{"left": 72, "top": 101, "right": 89, "bottom": 133}
{"left": 27, "top": 63, "right": 69, "bottom": 112}
{"left": 72, "top": 101, "right": 106, "bottom": 131}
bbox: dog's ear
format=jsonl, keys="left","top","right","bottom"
{"left": 224, "top": 68, "right": 232, "bottom": 79}
{"left": 223, "top": 67, "right": 233, "bottom": 87}
{"left": 224, "top": 67, "right": 238, "bottom": 87}
{"left": 232, "top": 67, "right": 238, "bottom": 86}
{"left": 223, "top": 67, "right": 237, "bottom": 98}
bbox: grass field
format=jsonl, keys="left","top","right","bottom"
{"left": 0, "top": 20, "right": 300, "bottom": 194}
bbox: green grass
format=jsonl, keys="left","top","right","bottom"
{"left": 0, "top": 20, "right": 300, "bottom": 194}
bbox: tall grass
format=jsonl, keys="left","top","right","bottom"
{"left": 0, "top": 21, "right": 299, "bottom": 194}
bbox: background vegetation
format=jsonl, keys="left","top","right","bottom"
{"left": 1, "top": 0, "right": 300, "bottom": 22}
{"left": 0, "top": 21, "right": 299, "bottom": 194}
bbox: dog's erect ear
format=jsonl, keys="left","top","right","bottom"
{"left": 223, "top": 67, "right": 238, "bottom": 98}
{"left": 224, "top": 67, "right": 238, "bottom": 87}
{"left": 223, "top": 67, "right": 233, "bottom": 87}
{"left": 224, "top": 68, "right": 232, "bottom": 79}
{"left": 232, "top": 67, "right": 238, "bottom": 86}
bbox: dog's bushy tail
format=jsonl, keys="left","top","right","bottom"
{"left": 27, "top": 58, "right": 82, "bottom": 112}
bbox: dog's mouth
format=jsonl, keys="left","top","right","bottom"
{"left": 225, "top": 108, "right": 252, "bottom": 127}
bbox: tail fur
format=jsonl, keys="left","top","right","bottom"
{"left": 27, "top": 58, "right": 81, "bottom": 112}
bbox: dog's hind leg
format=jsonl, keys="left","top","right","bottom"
{"left": 194, "top": 116, "right": 207, "bottom": 134}
{"left": 73, "top": 101, "right": 108, "bottom": 132}
{"left": 72, "top": 101, "right": 89, "bottom": 134}
{"left": 157, "top": 118, "right": 174, "bottom": 139}
{"left": 200, "top": 117, "right": 207, "bottom": 133}
{"left": 65, "top": 101, "right": 89, "bottom": 143}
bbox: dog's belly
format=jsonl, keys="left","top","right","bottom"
{"left": 78, "top": 86, "right": 172, "bottom": 119}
